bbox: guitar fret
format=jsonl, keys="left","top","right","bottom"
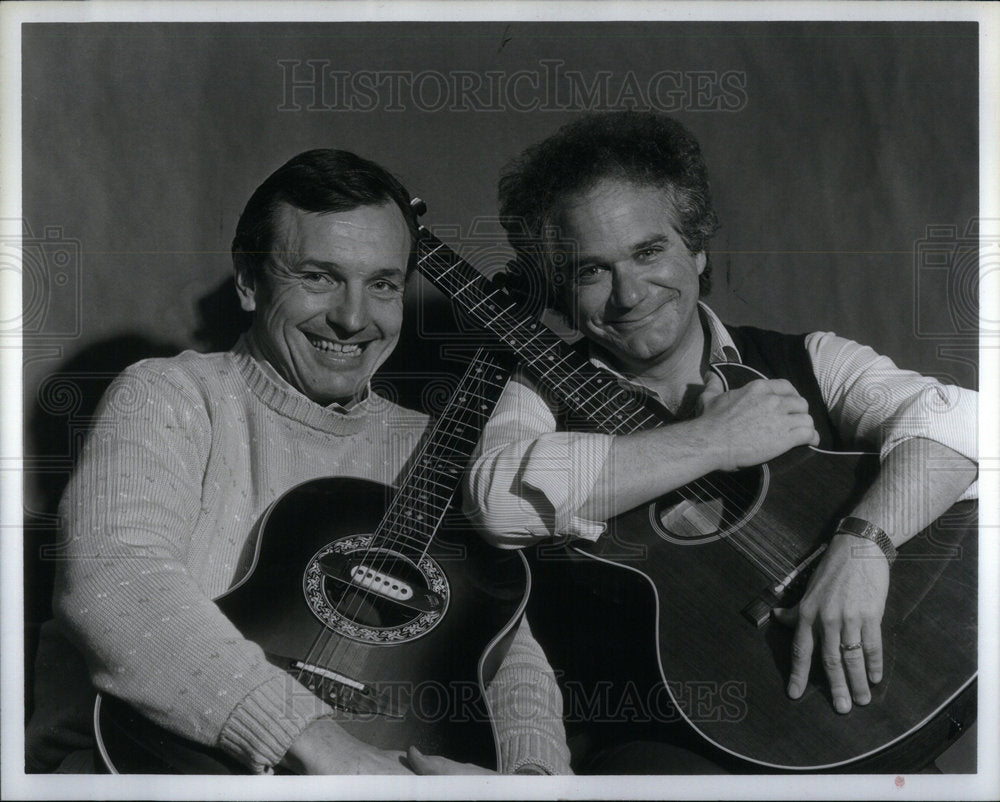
{"left": 465, "top": 293, "right": 495, "bottom": 314}
{"left": 432, "top": 432, "right": 481, "bottom": 449}
{"left": 420, "top": 242, "right": 445, "bottom": 261}
{"left": 480, "top": 303, "right": 518, "bottom": 328}
{"left": 373, "top": 343, "right": 511, "bottom": 555}
{"left": 451, "top": 276, "right": 479, "bottom": 297}
{"left": 581, "top": 388, "right": 629, "bottom": 419}
{"left": 394, "top": 485, "right": 453, "bottom": 506}
{"left": 417, "top": 231, "right": 667, "bottom": 438}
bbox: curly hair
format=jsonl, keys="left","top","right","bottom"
{"left": 498, "top": 112, "right": 720, "bottom": 316}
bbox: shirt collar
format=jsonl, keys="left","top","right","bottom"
{"left": 587, "top": 301, "right": 742, "bottom": 381}
{"left": 700, "top": 302, "right": 741, "bottom": 364}
{"left": 234, "top": 334, "right": 374, "bottom": 414}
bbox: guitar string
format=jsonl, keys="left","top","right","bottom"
{"left": 290, "top": 214, "right": 804, "bottom": 707}
{"left": 416, "top": 240, "right": 798, "bottom": 577}
{"left": 299, "top": 351, "right": 506, "bottom": 683}
{"left": 418, "top": 238, "right": 800, "bottom": 580}
{"left": 295, "top": 349, "right": 510, "bottom": 694}
{"left": 415, "top": 243, "right": 771, "bottom": 556}
{"left": 295, "top": 352, "right": 507, "bottom": 693}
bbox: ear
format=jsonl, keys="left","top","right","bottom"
{"left": 695, "top": 251, "right": 707, "bottom": 275}
{"left": 234, "top": 261, "right": 257, "bottom": 313}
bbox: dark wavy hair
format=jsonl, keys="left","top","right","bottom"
{"left": 232, "top": 149, "right": 418, "bottom": 280}
{"left": 498, "top": 112, "right": 720, "bottom": 316}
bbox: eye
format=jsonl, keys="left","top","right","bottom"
{"left": 300, "top": 271, "right": 333, "bottom": 286}
{"left": 370, "top": 279, "right": 404, "bottom": 296}
{"left": 574, "top": 264, "right": 607, "bottom": 284}
{"left": 634, "top": 246, "right": 663, "bottom": 263}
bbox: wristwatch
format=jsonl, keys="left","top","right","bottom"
{"left": 835, "top": 516, "right": 897, "bottom": 568}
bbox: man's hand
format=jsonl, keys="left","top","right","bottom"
{"left": 281, "top": 718, "right": 497, "bottom": 775}
{"left": 578, "top": 374, "right": 821, "bottom": 522}
{"left": 696, "top": 374, "right": 820, "bottom": 471}
{"left": 772, "top": 534, "right": 890, "bottom": 713}
{"left": 406, "top": 746, "right": 495, "bottom": 775}
{"left": 281, "top": 718, "right": 413, "bottom": 774}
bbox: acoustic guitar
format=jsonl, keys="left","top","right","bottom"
{"left": 413, "top": 217, "right": 977, "bottom": 771}
{"left": 94, "top": 347, "right": 530, "bottom": 773}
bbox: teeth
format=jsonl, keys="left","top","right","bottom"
{"left": 307, "top": 336, "right": 363, "bottom": 356}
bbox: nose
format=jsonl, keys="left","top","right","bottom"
{"left": 609, "top": 264, "right": 644, "bottom": 309}
{"left": 327, "top": 284, "right": 369, "bottom": 337}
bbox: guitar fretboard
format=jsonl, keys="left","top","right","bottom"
{"left": 416, "top": 229, "right": 670, "bottom": 435}
{"left": 372, "top": 347, "right": 510, "bottom": 561}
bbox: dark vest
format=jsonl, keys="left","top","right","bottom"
{"left": 724, "top": 324, "right": 842, "bottom": 451}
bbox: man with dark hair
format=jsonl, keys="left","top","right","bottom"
{"left": 26, "top": 149, "right": 570, "bottom": 776}
{"left": 463, "top": 112, "right": 977, "bottom": 772}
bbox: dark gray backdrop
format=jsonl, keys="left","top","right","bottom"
{"left": 21, "top": 21, "right": 978, "bottom": 685}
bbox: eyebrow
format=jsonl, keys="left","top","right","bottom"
{"left": 291, "top": 259, "right": 405, "bottom": 278}
{"left": 574, "top": 233, "right": 672, "bottom": 265}
{"left": 629, "top": 234, "right": 671, "bottom": 253}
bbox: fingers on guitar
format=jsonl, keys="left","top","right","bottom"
{"left": 787, "top": 625, "right": 814, "bottom": 699}
{"left": 862, "top": 621, "right": 884, "bottom": 685}
{"left": 839, "top": 629, "right": 871, "bottom": 707}
{"left": 820, "top": 636, "right": 853, "bottom": 714}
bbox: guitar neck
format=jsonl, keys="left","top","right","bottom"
{"left": 372, "top": 347, "right": 510, "bottom": 558}
{"left": 416, "top": 228, "right": 667, "bottom": 435}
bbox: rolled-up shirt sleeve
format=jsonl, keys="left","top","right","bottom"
{"left": 807, "top": 331, "right": 978, "bottom": 499}
{"left": 463, "top": 371, "right": 613, "bottom": 547}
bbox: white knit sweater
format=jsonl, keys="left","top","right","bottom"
{"left": 45, "top": 340, "right": 570, "bottom": 774}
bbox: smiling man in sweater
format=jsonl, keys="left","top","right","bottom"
{"left": 25, "top": 149, "right": 570, "bottom": 776}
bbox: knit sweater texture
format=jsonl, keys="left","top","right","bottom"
{"left": 46, "top": 340, "right": 570, "bottom": 774}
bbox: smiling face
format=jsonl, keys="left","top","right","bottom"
{"left": 235, "top": 201, "right": 410, "bottom": 406}
{"left": 555, "top": 178, "right": 707, "bottom": 380}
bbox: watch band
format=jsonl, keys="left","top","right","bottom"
{"left": 836, "top": 516, "right": 897, "bottom": 567}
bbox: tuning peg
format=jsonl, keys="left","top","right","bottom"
{"left": 410, "top": 198, "right": 427, "bottom": 217}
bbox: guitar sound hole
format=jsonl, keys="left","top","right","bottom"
{"left": 651, "top": 467, "right": 765, "bottom": 544}
{"left": 323, "top": 555, "right": 427, "bottom": 629}
{"left": 303, "top": 535, "right": 450, "bottom": 644}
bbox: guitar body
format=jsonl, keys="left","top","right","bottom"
{"left": 412, "top": 226, "right": 979, "bottom": 772}
{"left": 528, "top": 368, "right": 978, "bottom": 771}
{"left": 96, "top": 476, "right": 530, "bottom": 774}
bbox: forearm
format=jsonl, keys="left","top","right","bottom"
{"left": 580, "top": 375, "right": 822, "bottom": 521}
{"left": 847, "top": 437, "right": 977, "bottom": 549}
{"left": 468, "top": 373, "right": 818, "bottom": 543}
{"left": 575, "top": 420, "right": 723, "bottom": 521}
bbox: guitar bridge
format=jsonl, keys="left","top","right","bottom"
{"left": 268, "top": 653, "right": 406, "bottom": 718}
{"left": 296, "top": 660, "right": 406, "bottom": 718}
